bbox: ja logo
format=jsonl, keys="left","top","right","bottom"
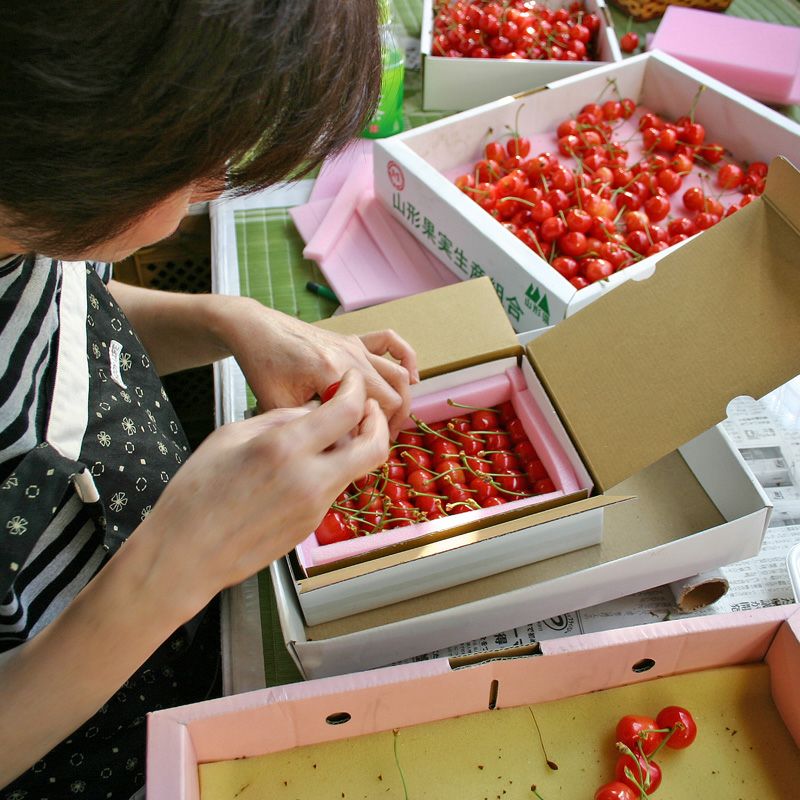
{"left": 524, "top": 283, "right": 550, "bottom": 324}
{"left": 387, "top": 160, "right": 405, "bottom": 191}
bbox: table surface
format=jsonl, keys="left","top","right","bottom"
{"left": 215, "top": 0, "right": 800, "bottom": 689}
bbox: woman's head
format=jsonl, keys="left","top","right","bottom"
{"left": 0, "top": 0, "right": 381, "bottom": 259}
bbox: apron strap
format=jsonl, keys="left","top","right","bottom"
{"left": 46, "top": 261, "right": 91, "bottom": 461}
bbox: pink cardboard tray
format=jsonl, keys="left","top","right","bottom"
{"left": 146, "top": 604, "right": 800, "bottom": 800}
{"left": 294, "top": 364, "right": 584, "bottom": 574}
{"left": 649, "top": 8, "right": 800, "bottom": 106}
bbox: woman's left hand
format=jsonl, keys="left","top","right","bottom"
{"left": 224, "top": 301, "right": 419, "bottom": 439}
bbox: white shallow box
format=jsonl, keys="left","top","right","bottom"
{"left": 273, "top": 419, "right": 770, "bottom": 678}
{"left": 147, "top": 604, "right": 800, "bottom": 799}
{"left": 375, "top": 51, "right": 800, "bottom": 331}
{"left": 420, "top": 0, "right": 622, "bottom": 111}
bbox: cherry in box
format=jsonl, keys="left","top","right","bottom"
{"left": 420, "top": 0, "right": 622, "bottom": 111}
{"left": 375, "top": 51, "right": 800, "bottom": 332}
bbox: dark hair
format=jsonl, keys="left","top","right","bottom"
{"left": 0, "top": 0, "right": 381, "bottom": 253}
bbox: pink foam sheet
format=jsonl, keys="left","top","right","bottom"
{"left": 295, "top": 366, "right": 583, "bottom": 572}
{"left": 288, "top": 197, "right": 333, "bottom": 245}
{"left": 302, "top": 158, "right": 372, "bottom": 263}
{"left": 649, "top": 7, "right": 800, "bottom": 106}
{"left": 356, "top": 192, "right": 459, "bottom": 291}
{"left": 290, "top": 148, "right": 455, "bottom": 310}
{"left": 309, "top": 138, "right": 374, "bottom": 202}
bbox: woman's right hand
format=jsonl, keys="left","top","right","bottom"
{"left": 138, "top": 368, "right": 389, "bottom": 618}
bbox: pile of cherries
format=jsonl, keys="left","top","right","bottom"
{"left": 595, "top": 706, "right": 698, "bottom": 800}
{"left": 454, "top": 89, "right": 769, "bottom": 288}
{"left": 432, "top": 0, "right": 600, "bottom": 61}
{"left": 314, "top": 400, "right": 556, "bottom": 546}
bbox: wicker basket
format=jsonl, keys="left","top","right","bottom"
{"left": 609, "top": 0, "right": 732, "bottom": 22}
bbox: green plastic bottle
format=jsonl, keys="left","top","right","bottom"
{"left": 363, "top": 0, "right": 404, "bottom": 138}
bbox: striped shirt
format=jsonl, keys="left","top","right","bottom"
{"left": 0, "top": 256, "right": 111, "bottom": 650}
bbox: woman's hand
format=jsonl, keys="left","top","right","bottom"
{"left": 223, "top": 300, "right": 419, "bottom": 439}
{"left": 139, "top": 368, "right": 388, "bottom": 616}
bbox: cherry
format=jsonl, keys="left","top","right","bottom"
{"left": 315, "top": 510, "right": 356, "bottom": 545}
{"left": 320, "top": 381, "right": 341, "bottom": 403}
{"left": 717, "top": 163, "right": 744, "bottom": 190}
{"left": 619, "top": 31, "right": 639, "bottom": 53}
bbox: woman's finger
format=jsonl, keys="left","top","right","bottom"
{"left": 366, "top": 352, "right": 412, "bottom": 439}
{"left": 284, "top": 368, "right": 368, "bottom": 453}
{"left": 322, "top": 398, "right": 389, "bottom": 481}
{"left": 360, "top": 329, "right": 420, "bottom": 383}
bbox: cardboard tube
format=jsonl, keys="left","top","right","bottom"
{"left": 669, "top": 569, "right": 729, "bottom": 612}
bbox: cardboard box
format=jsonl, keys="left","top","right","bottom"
{"left": 295, "top": 357, "right": 594, "bottom": 578}
{"left": 147, "top": 604, "right": 800, "bottom": 799}
{"left": 274, "top": 155, "right": 800, "bottom": 676}
{"left": 375, "top": 51, "right": 800, "bottom": 332}
{"left": 420, "top": 0, "right": 622, "bottom": 111}
{"left": 294, "top": 309, "right": 605, "bottom": 624}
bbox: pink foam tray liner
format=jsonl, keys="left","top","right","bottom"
{"left": 649, "top": 7, "right": 800, "bottom": 106}
{"left": 294, "top": 365, "right": 585, "bottom": 573}
{"left": 290, "top": 140, "right": 457, "bottom": 312}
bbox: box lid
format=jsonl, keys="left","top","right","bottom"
{"left": 316, "top": 276, "right": 520, "bottom": 378}
{"left": 528, "top": 157, "right": 800, "bottom": 493}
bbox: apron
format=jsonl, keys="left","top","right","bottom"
{"left": 2, "top": 263, "right": 220, "bottom": 800}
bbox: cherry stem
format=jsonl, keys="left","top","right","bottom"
{"left": 392, "top": 730, "right": 410, "bottom": 800}
{"left": 445, "top": 499, "right": 481, "bottom": 512}
{"left": 647, "top": 723, "right": 680, "bottom": 760}
{"left": 446, "top": 399, "right": 499, "bottom": 414}
{"left": 617, "top": 742, "right": 649, "bottom": 796}
{"left": 528, "top": 707, "right": 559, "bottom": 771}
{"left": 446, "top": 422, "right": 483, "bottom": 444}
{"left": 689, "top": 83, "right": 707, "bottom": 124}
{"left": 410, "top": 415, "right": 463, "bottom": 447}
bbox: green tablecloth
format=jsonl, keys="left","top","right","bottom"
{"left": 232, "top": 0, "right": 800, "bottom": 688}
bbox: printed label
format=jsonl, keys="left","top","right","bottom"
{"left": 109, "top": 340, "right": 127, "bottom": 389}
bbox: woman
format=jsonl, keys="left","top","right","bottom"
{"left": 0, "top": 2, "right": 416, "bottom": 797}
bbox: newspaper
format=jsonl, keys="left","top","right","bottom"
{"left": 402, "top": 386, "right": 800, "bottom": 662}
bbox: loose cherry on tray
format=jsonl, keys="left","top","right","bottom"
{"left": 619, "top": 32, "right": 639, "bottom": 53}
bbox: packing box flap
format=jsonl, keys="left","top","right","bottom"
{"left": 527, "top": 157, "right": 800, "bottom": 493}
{"left": 316, "top": 277, "right": 519, "bottom": 379}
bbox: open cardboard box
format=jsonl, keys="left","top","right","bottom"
{"left": 295, "top": 358, "right": 594, "bottom": 578}
{"left": 276, "top": 156, "right": 800, "bottom": 676}
{"left": 375, "top": 51, "right": 800, "bottom": 332}
{"left": 420, "top": 0, "right": 622, "bottom": 111}
{"left": 147, "top": 604, "right": 800, "bottom": 798}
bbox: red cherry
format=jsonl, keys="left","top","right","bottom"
{"left": 315, "top": 510, "right": 356, "bottom": 546}
{"left": 583, "top": 258, "right": 614, "bottom": 283}
{"left": 717, "top": 163, "right": 744, "bottom": 190}
{"left": 643, "top": 195, "right": 670, "bottom": 222}
{"left": 619, "top": 32, "right": 639, "bottom": 53}
{"left": 683, "top": 186, "right": 706, "bottom": 212}
{"left": 320, "top": 381, "right": 341, "bottom": 403}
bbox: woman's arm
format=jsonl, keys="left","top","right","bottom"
{"left": 0, "top": 370, "right": 388, "bottom": 786}
{"left": 107, "top": 279, "right": 238, "bottom": 374}
{"left": 108, "top": 281, "right": 419, "bottom": 437}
